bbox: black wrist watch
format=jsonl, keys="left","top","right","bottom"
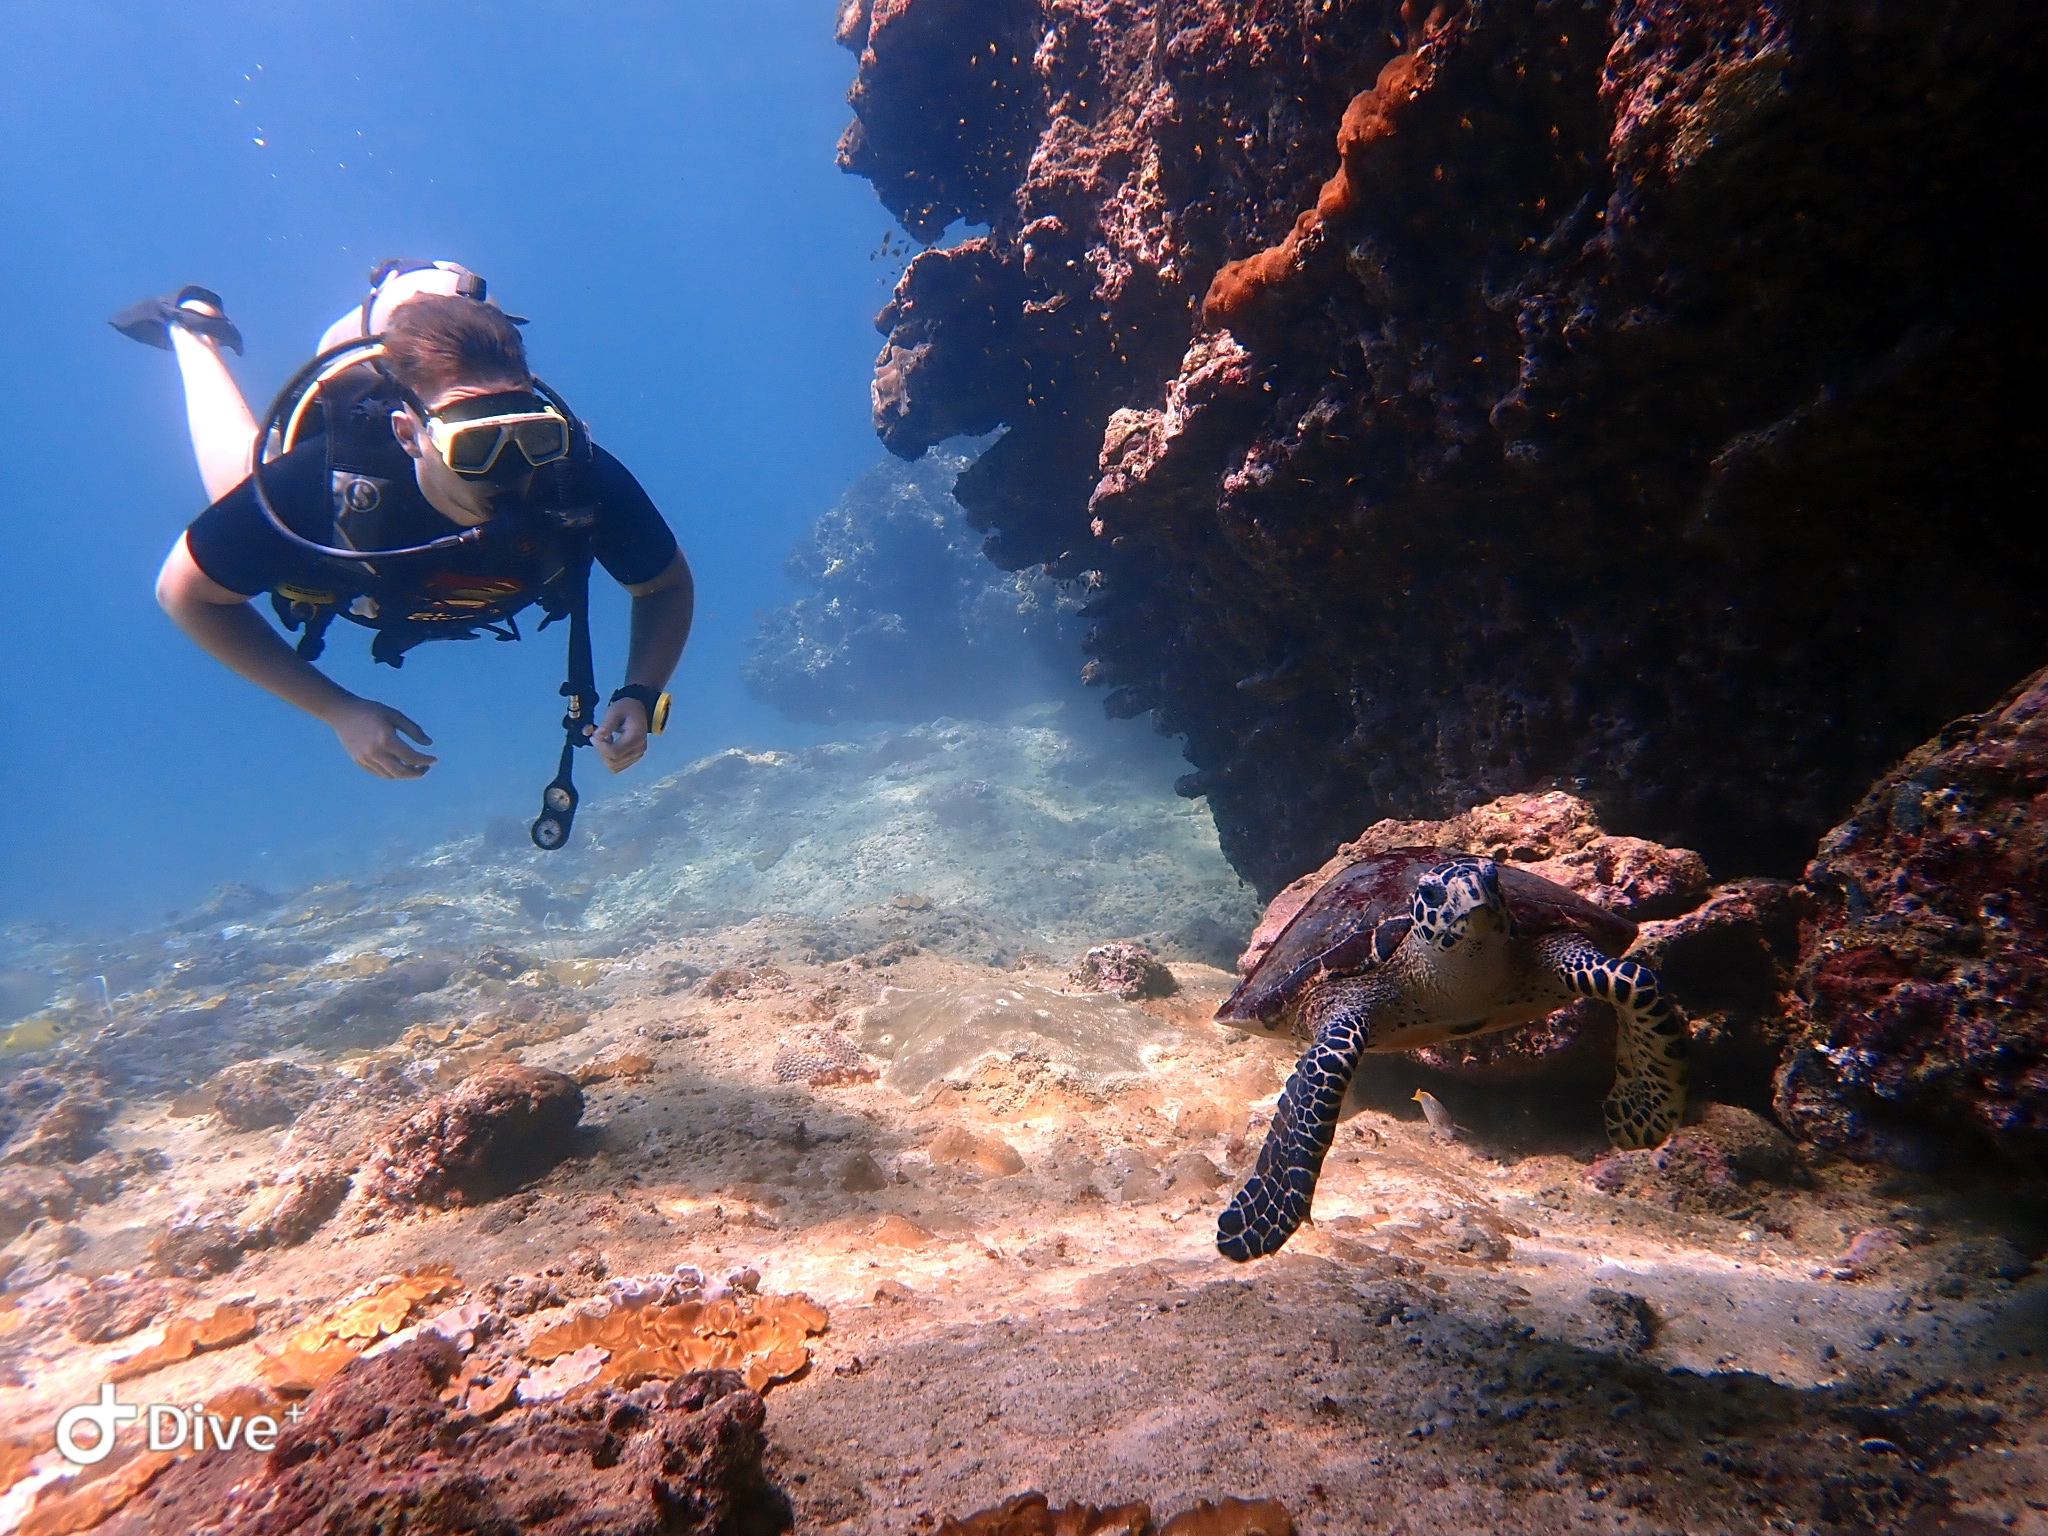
{"left": 609, "top": 685, "right": 670, "bottom": 735}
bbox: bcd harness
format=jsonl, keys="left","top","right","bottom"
{"left": 251, "top": 332, "right": 610, "bottom": 852}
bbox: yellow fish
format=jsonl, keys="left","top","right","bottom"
{"left": 1411, "top": 1088, "right": 1464, "bottom": 1137}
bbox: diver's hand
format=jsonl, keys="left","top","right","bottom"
{"left": 327, "top": 698, "right": 437, "bottom": 779}
{"left": 588, "top": 699, "right": 648, "bottom": 774}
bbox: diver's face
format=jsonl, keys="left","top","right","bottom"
{"left": 392, "top": 377, "right": 536, "bottom": 526}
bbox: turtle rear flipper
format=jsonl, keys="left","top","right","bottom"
{"left": 1542, "top": 934, "right": 1688, "bottom": 1148}
{"left": 1217, "top": 988, "right": 1373, "bottom": 1261}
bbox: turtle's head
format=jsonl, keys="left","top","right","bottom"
{"left": 1411, "top": 858, "right": 1510, "bottom": 951}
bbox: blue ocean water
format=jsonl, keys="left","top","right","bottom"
{"left": 0, "top": 1, "right": 899, "bottom": 928}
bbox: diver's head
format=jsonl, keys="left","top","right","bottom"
{"left": 383, "top": 294, "right": 548, "bottom": 525}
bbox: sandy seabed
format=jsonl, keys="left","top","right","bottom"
{"left": 1, "top": 706, "right": 2043, "bottom": 1534}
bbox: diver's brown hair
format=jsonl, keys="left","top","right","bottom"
{"left": 379, "top": 294, "right": 529, "bottom": 403}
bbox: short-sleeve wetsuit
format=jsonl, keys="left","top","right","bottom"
{"left": 185, "top": 439, "right": 676, "bottom": 657}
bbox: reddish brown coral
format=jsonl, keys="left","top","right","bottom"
{"left": 100, "top": 1339, "right": 791, "bottom": 1536}
{"left": 1775, "top": 667, "right": 2048, "bottom": 1163}
{"left": 839, "top": 0, "right": 2048, "bottom": 903}
{"left": 934, "top": 1492, "right": 1293, "bottom": 1536}
{"left": 1067, "top": 942, "right": 1179, "bottom": 1000}
{"left": 361, "top": 1064, "right": 584, "bottom": 1210}
{"left": 1202, "top": 39, "right": 1441, "bottom": 325}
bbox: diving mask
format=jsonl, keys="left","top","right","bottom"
{"left": 424, "top": 389, "right": 572, "bottom": 479}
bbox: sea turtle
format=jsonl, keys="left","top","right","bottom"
{"left": 1214, "top": 848, "right": 1688, "bottom": 1262}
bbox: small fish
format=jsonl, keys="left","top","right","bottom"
{"left": 1411, "top": 1088, "right": 1465, "bottom": 1138}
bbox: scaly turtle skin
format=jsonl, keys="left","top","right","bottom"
{"left": 1214, "top": 848, "right": 1688, "bottom": 1262}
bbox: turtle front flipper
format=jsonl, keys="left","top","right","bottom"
{"left": 1541, "top": 934, "right": 1688, "bottom": 1149}
{"left": 1217, "top": 986, "right": 1374, "bottom": 1261}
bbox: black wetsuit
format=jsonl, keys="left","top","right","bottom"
{"left": 185, "top": 439, "right": 677, "bottom": 662}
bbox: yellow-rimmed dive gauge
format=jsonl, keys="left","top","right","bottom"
{"left": 531, "top": 776, "right": 578, "bottom": 851}
{"left": 649, "top": 692, "right": 671, "bottom": 735}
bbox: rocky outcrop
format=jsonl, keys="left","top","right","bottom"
{"left": 1586, "top": 1101, "right": 1807, "bottom": 1216}
{"left": 1067, "top": 941, "right": 1179, "bottom": 1000}
{"left": 838, "top": 0, "right": 2048, "bottom": 898}
{"left": 211, "top": 1059, "right": 322, "bottom": 1131}
{"left": 0, "top": 1147, "right": 166, "bottom": 1246}
{"left": 1, "top": 1074, "right": 113, "bottom": 1165}
{"left": 148, "top": 1163, "right": 352, "bottom": 1277}
{"left": 1776, "top": 667, "right": 2048, "bottom": 1166}
{"left": 742, "top": 446, "right": 1080, "bottom": 722}
{"left": 362, "top": 1064, "right": 585, "bottom": 1210}
{"left": 102, "top": 1339, "right": 791, "bottom": 1536}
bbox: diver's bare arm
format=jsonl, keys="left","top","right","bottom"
{"left": 588, "top": 549, "right": 694, "bottom": 772}
{"left": 622, "top": 548, "right": 695, "bottom": 691}
{"left": 155, "top": 535, "right": 438, "bottom": 779}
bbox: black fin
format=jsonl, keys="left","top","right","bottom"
{"left": 108, "top": 287, "right": 244, "bottom": 355}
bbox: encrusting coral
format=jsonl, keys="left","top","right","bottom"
{"left": 526, "top": 1289, "right": 829, "bottom": 1395}
{"left": 108, "top": 1301, "right": 256, "bottom": 1382}
{"left": 257, "top": 1263, "right": 461, "bottom": 1394}
{"left": 1201, "top": 25, "right": 1445, "bottom": 325}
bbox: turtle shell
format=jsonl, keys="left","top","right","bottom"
{"left": 1214, "top": 846, "right": 1639, "bottom": 1025}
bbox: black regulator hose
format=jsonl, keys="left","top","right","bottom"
{"left": 248, "top": 334, "right": 566, "bottom": 563}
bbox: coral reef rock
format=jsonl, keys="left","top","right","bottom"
{"left": 744, "top": 445, "right": 1081, "bottom": 722}
{"left": 0, "top": 1145, "right": 163, "bottom": 1245}
{"left": 771, "top": 1027, "right": 879, "bottom": 1087}
{"left": 362, "top": 1063, "right": 585, "bottom": 1210}
{"left": 63, "top": 1270, "right": 176, "bottom": 1343}
{"left": 838, "top": 0, "right": 2048, "bottom": 898}
{"left": 1630, "top": 878, "right": 1809, "bottom": 1109}
{"left": 1586, "top": 1101, "right": 1806, "bottom": 1217}
{"left": 1067, "top": 941, "right": 1179, "bottom": 1000}
{"left": 1776, "top": 666, "right": 2048, "bottom": 1165}
{"left": 100, "top": 1337, "right": 791, "bottom": 1536}
{"left": 145, "top": 1162, "right": 350, "bottom": 1279}
{"left": 935, "top": 1491, "right": 1293, "bottom": 1536}
{"left": 0, "top": 1075, "right": 112, "bottom": 1165}
{"left": 210, "top": 1057, "right": 323, "bottom": 1130}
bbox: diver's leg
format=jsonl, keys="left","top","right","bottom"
{"left": 1540, "top": 933, "right": 1688, "bottom": 1149}
{"left": 1216, "top": 979, "right": 1377, "bottom": 1261}
{"left": 167, "top": 307, "right": 258, "bottom": 502}
{"left": 112, "top": 287, "right": 257, "bottom": 501}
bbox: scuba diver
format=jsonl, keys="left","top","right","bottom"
{"left": 117, "top": 261, "right": 693, "bottom": 850}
